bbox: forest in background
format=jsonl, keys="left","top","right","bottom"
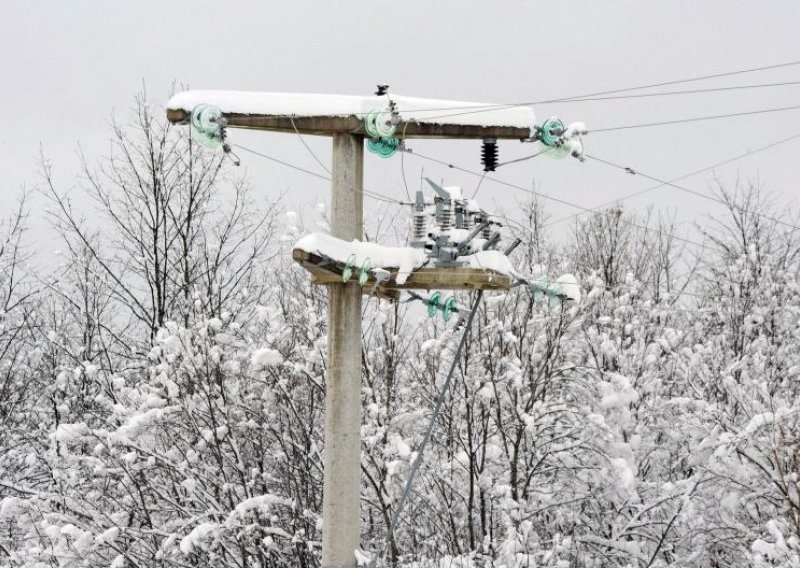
{"left": 1, "top": 95, "right": 799, "bottom": 568}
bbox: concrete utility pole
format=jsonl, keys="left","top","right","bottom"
{"left": 323, "top": 133, "right": 364, "bottom": 568}
{"left": 166, "top": 90, "right": 535, "bottom": 568}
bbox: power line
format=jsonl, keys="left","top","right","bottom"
{"left": 407, "top": 149, "right": 715, "bottom": 254}
{"left": 185, "top": 60, "right": 800, "bottom": 123}
{"left": 534, "top": 80, "right": 800, "bottom": 104}
{"left": 235, "top": 133, "right": 795, "bottom": 259}
{"left": 496, "top": 150, "right": 544, "bottom": 168}
{"left": 547, "top": 131, "right": 800, "bottom": 227}
{"left": 416, "top": 60, "right": 800, "bottom": 122}
{"left": 235, "top": 140, "right": 796, "bottom": 303}
{"left": 589, "top": 104, "right": 800, "bottom": 133}
{"left": 229, "top": 143, "right": 754, "bottom": 305}
{"left": 234, "top": 137, "right": 795, "bottom": 261}
{"left": 233, "top": 143, "right": 412, "bottom": 206}
{"left": 290, "top": 117, "right": 331, "bottom": 175}
{"left": 235, "top": 143, "right": 330, "bottom": 181}
{"left": 399, "top": 122, "right": 413, "bottom": 201}
{"left": 409, "top": 150, "right": 598, "bottom": 212}
{"left": 586, "top": 153, "right": 800, "bottom": 232}
{"left": 536, "top": 59, "right": 800, "bottom": 99}
{"left": 459, "top": 60, "right": 800, "bottom": 116}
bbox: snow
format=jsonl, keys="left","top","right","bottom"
{"left": 464, "top": 250, "right": 515, "bottom": 274}
{"left": 443, "top": 185, "right": 464, "bottom": 200}
{"left": 556, "top": 273, "right": 581, "bottom": 302}
{"left": 446, "top": 228, "right": 471, "bottom": 243}
{"left": 465, "top": 199, "right": 481, "bottom": 212}
{"left": 10, "top": 169, "right": 800, "bottom": 568}
{"left": 294, "top": 233, "right": 428, "bottom": 285}
{"left": 580, "top": 535, "right": 644, "bottom": 558}
{"left": 610, "top": 457, "right": 636, "bottom": 493}
{"left": 0, "top": 497, "right": 20, "bottom": 519}
{"left": 563, "top": 121, "right": 587, "bottom": 137}
{"left": 229, "top": 494, "right": 287, "bottom": 520}
{"left": 386, "top": 434, "right": 412, "bottom": 459}
{"left": 95, "top": 526, "right": 120, "bottom": 545}
{"left": 295, "top": 232, "right": 515, "bottom": 285}
{"left": 180, "top": 522, "right": 219, "bottom": 554}
{"left": 111, "top": 406, "right": 179, "bottom": 441}
{"left": 167, "top": 91, "right": 536, "bottom": 131}
{"left": 52, "top": 422, "right": 91, "bottom": 442}
{"left": 745, "top": 412, "right": 775, "bottom": 435}
{"left": 251, "top": 347, "right": 283, "bottom": 369}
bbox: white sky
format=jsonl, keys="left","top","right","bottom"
{"left": 2, "top": 1, "right": 800, "bottom": 252}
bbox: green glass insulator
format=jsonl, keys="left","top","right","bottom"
{"left": 367, "top": 137, "right": 399, "bottom": 158}
{"left": 342, "top": 254, "right": 357, "bottom": 283}
{"left": 442, "top": 296, "right": 457, "bottom": 322}
{"left": 539, "top": 117, "right": 569, "bottom": 159}
{"left": 359, "top": 258, "right": 371, "bottom": 286}
{"left": 190, "top": 104, "right": 224, "bottom": 148}
{"left": 427, "top": 292, "right": 442, "bottom": 317}
{"left": 364, "top": 107, "right": 396, "bottom": 139}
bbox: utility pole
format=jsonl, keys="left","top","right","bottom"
{"left": 166, "top": 89, "right": 537, "bottom": 568}
{"left": 323, "top": 133, "right": 364, "bottom": 567}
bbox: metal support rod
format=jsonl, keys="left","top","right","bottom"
{"left": 322, "top": 133, "right": 364, "bottom": 568}
{"left": 371, "top": 290, "right": 485, "bottom": 567}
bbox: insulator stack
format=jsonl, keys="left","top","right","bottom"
{"left": 481, "top": 138, "right": 498, "bottom": 172}
{"left": 455, "top": 203, "right": 468, "bottom": 229}
{"left": 474, "top": 212, "right": 492, "bottom": 239}
{"left": 461, "top": 206, "right": 472, "bottom": 229}
{"left": 413, "top": 212, "right": 426, "bottom": 242}
{"left": 411, "top": 190, "right": 427, "bottom": 248}
{"left": 439, "top": 202, "right": 453, "bottom": 232}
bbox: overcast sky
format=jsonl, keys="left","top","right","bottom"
{"left": 3, "top": 1, "right": 800, "bottom": 252}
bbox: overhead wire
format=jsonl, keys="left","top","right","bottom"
{"left": 546, "top": 131, "right": 800, "bottom": 227}
{"left": 409, "top": 150, "right": 599, "bottom": 212}
{"left": 589, "top": 104, "right": 800, "bottom": 133}
{"left": 204, "top": 59, "right": 800, "bottom": 225}
{"left": 405, "top": 107, "right": 800, "bottom": 248}
{"left": 414, "top": 60, "right": 800, "bottom": 122}
{"left": 585, "top": 153, "right": 800, "bottom": 232}
{"left": 406, "top": 149, "right": 716, "bottom": 254}
{"left": 234, "top": 143, "right": 329, "bottom": 181}
{"left": 181, "top": 60, "right": 800, "bottom": 123}
{"left": 234, "top": 131, "right": 797, "bottom": 267}
{"left": 534, "top": 79, "right": 800, "bottom": 104}
{"left": 290, "top": 116, "right": 331, "bottom": 175}
{"left": 232, "top": 139, "right": 764, "bottom": 308}
{"left": 544, "top": 59, "right": 800, "bottom": 100}
{"left": 233, "top": 84, "right": 800, "bottom": 267}
{"left": 353, "top": 238, "right": 777, "bottom": 320}
{"left": 495, "top": 150, "right": 545, "bottom": 169}
{"left": 470, "top": 172, "right": 487, "bottom": 199}
{"left": 399, "top": 121, "right": 412, "bottom": 201}
{"left": 233, "top": 143, "right": 413, "bottom": 206}
{"left": 468, "top": 149, "right": 545, "bottom": 186}
{"left": 405, "top": 273, "right": 695, "bottom": 298}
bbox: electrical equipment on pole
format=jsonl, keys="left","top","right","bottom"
{"left": 167, "top": 85, "right": 584, "bottom": 568}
